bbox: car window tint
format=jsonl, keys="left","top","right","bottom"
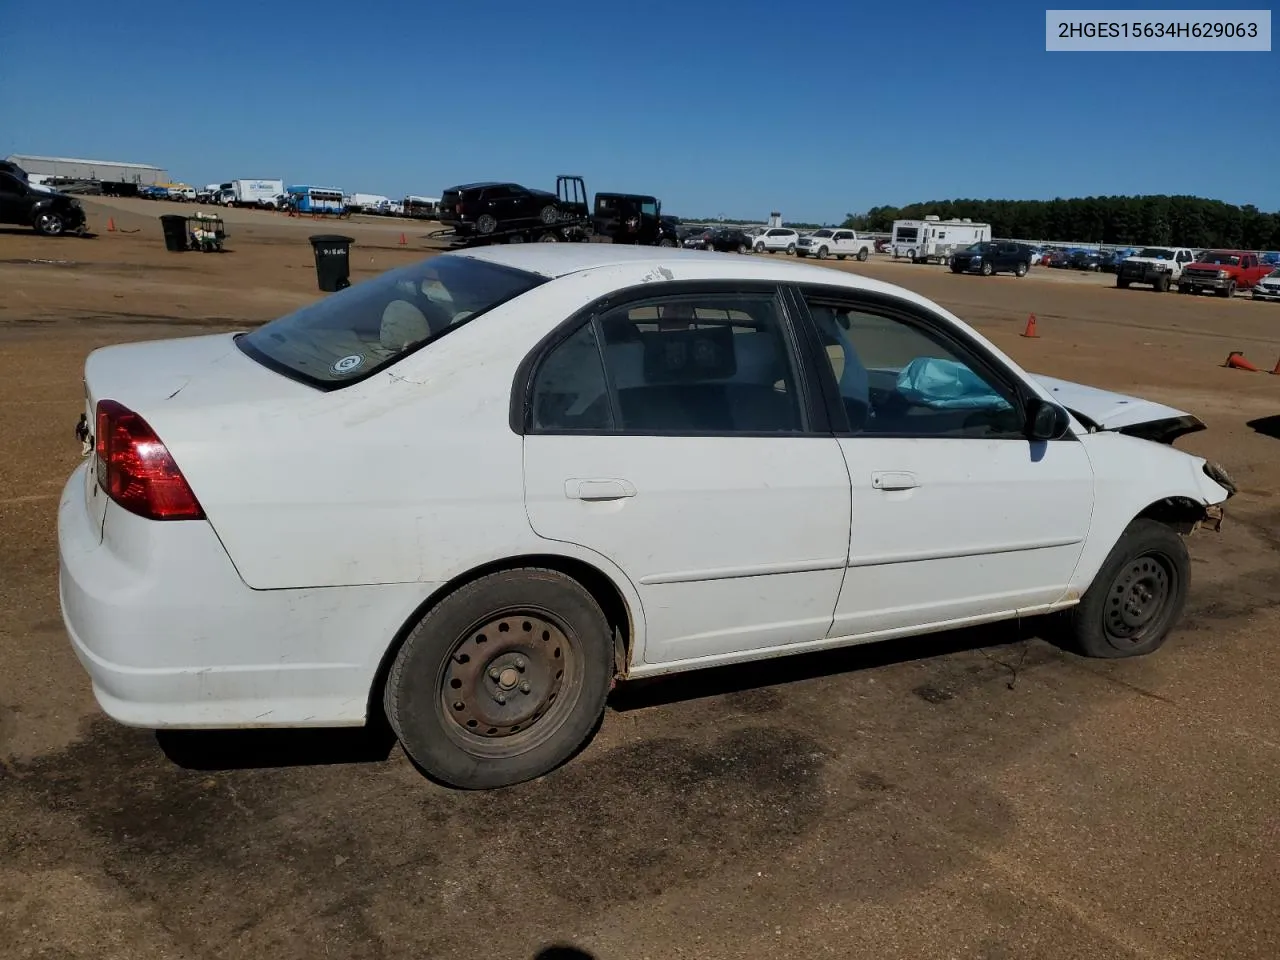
{"left": 236, "top": 255, "right": 544, "bottom": 388}
{"left": 597, "top": 295, "right": 802, "bottom": 434}
{"left": 530, "top": 322, "right": 614, "bottom": 431}
{"left": 806, "top": 299, "right": 1021, "bottom": 439}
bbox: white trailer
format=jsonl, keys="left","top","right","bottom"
{"left": 890, "top": 216, "right": 991, "bottom": 264}
{"left": 222, "top": 179, "right": 285, "bottom": 209}
{"left": 347, "top": 193, "right": 391, "bottom": 214}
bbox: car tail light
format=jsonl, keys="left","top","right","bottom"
{"left": 94, "top": 399, "right": 204, "bottom": 520}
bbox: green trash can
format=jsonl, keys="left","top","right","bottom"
{"left": 309, "top": 235, "right": 354, "bottom": 292}
{"left": 160, "top": 215, "right": 188, "bottom": 252}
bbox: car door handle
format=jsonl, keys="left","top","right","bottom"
{"left": 871, "top": 471, "right": 919, "bottom": 491}
{"left": 565, "top": 478, "right": 637, "bottom": 501}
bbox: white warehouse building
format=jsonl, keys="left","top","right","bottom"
{"left": 5, "top": 154, "right": 168, "bottom": 190}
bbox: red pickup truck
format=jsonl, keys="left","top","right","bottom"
{"left": 1178, "top": 250, "right": 1272, "bottom": 298}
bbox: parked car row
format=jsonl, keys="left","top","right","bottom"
{"left": 1116, "top": 247, "right": 1275, "bottom": 297}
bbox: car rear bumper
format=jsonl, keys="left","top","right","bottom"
{"left": 57, "top": 462, "right": 431, "bottom": 729}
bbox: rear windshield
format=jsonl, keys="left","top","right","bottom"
{"left": 237, "top": 255, "right": 544, "bottom": 388}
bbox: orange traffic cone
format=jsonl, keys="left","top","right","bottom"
{"left": 1021, "top": 313, "right": 1039, "bottom": 338}
{"left": 1224, "top": 350, "right": 1260, "bottom": 371}
{"left": 398, "top": 233, "right": 407, "bottom": 246}
{"left": 1270, "top": 355, "right": 1280, "bottom": 375}
{"left": 107, "top": 217, "right": 116, "bottom": 232}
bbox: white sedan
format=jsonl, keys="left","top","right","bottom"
{"left": 59, "top": 245, "right": 1236, "bottom": 789}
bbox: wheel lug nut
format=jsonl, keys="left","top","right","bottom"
{"left": 488, "top": 668, "right": 500, "bottom": 680}
{"left": 495, "top": 693, "right": 506, "bottom": 705}
{"left": 515, "top": 658, "right": 527, "bottom": 671}
{"left": 519, "top": 681, "right": 531, "bottom": 694}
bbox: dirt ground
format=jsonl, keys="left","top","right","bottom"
{"left": 2, "top": 198, "right": 1279, "bottom": 960}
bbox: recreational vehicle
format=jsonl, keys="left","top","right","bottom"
{"left": 890, "top": 216, "right": 991, "bottom": 263}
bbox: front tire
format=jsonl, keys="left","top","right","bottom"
{"left": 1217, "top": 281, "right": 1235, "bottom": 299}
{"left": 34, "top": 212, "right": 65, "bottom": 236}
{"left": 754, "top": 241, "right": 766, "bottom": 253}
{"left": 383, "top": 568, "right": 614, "bottom": 789}
{"left": 980, "top": 261, "right": 994, "bottom": 276}
{"left": 538, "top": 204, "right": 559, "bottom": 226}
{"left": 1066, "top": 519, "right": 1190, "bottom": 659}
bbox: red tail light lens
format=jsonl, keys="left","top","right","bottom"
{"left": 94, "top": 399, "right": 204, "bottom": 520}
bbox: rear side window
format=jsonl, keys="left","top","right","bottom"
{"left": 237, "top": 255, "right": 544, "bottom": 389}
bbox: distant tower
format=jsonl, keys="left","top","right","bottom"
{"left": 768, "top": 211, "right": 783, "bottom": 227}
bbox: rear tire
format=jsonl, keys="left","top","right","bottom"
{"left": 538, "top": 205, "right": 559, "bottom": 226}
{"left": 857, "top": 248, "right": 869, "bottom": 262}
{"left": 1065, "top": 519, "right": 1190, "bottom": 660}
{"left": 476, "top": 214, "right": 498, "bottom": 235}
{"left": 1014, "top": 262, "right": 1028, "bottom": 277}
{"left": 383, "top": 568, "right": 614, "bottom": 789}
{"left": 1116, "top": 276, "right": 1130, "bottom": 288}
{"left": 786, "top": 243, "right": 796, "bottom": 255}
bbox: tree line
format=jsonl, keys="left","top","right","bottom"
{"left": 840, "top": 195, "right": 1280, "bottom": 250}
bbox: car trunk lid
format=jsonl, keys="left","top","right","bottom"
{"left": 1031, "top": 375, "right": 1206, "bottom": 444}
{"left": 80, "top": 332, "right": 311, "bottom": 542}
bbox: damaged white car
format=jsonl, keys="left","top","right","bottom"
{"left": 59, "top": 245, "right": 1235, "bottom": 789}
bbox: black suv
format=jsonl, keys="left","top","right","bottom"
{"left": 438, "top": 181, "right": 566, "bottom": 236}
{"left": 0, "top": 164, "right": 87, "bottom": 236}
{"left": 950, "top": 241, "right": 1032, "bottom": 277}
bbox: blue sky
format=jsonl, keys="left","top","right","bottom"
{"left": 1, "top": 0, "right": 1275, "bottom": 223}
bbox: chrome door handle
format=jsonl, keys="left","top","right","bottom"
{"left": 871, "top": 471, "right": 919, "bottom": 491}
{"left": 565, "top": 478, "right": 637, "bottom": 501}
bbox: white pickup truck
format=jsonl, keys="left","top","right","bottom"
{"left": 1115, "top": 246, "right": 1197, "bottom": 292}
{"left": 794, "top": 228, "right": 874, "bottom": 261}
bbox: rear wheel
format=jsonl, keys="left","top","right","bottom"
{"left": 538, "top": 231, "right": 559, "bottom": 242}
{"left": 1014, "top": 262, "right": 1028, "bottom": 277}
{"left": 538, "top": 205, "right": 559, "bottom": 226}
{"left": 383, "top": 568, "right": 614, "bottom": 789}
{"left": 786, "top": 243, "right": 796, "bottom": 255}
{"left": 1065, "top": 519, "right": 1189, "bottom": 659}
{"left": 476, "top": 213, "right": 498, "bottom": 235}
{"left": 857, "top": 248, "right": 869, "bottom": 262}
{"left": 658, "top": 237, "right": 676, "bottom": 248}
{"left": 1116, "top": 276, "right": 1130, "bottom": 288}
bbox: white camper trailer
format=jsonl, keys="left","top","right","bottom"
{"left": 890, "top": 216, "right": 991, "bottom": 263}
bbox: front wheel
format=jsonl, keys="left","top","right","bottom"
{"left": 1065, "top": 519, "right": 1190, "bottom": 659}
{"left": 817, "top": 246, "right": 829, "bottom": 260}
{"left": 980, "top": 261, "right": 993, "bottom": 276}
{"left": 1217, "top": 281, "right": 1235, "bottom": 299}
{"left": 538, "top": 205, "right": 559, "bottom": 226}
{"left": 658, "top": 237, "right": 676, "bottom": 248}
{"left": 383, "top": 568, "right": 614, "bottom": 789}
{"left": 754, "top": 242, "right": 766, "bottom": 253}
{"left": 34, "top": 211, "right": 65, "bottom": 236}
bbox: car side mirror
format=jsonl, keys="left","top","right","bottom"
{"left": 1025, "top": 396, "right": 1071, "bottom": 440}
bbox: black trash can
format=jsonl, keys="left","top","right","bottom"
{"left": 309, "top": 234, "right": 355, "bottom": 292}
{"left": 159, "top": 215, "right": 189, "bottom": 253}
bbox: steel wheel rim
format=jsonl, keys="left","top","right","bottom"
{"left": 436, "top": 609, "right": 583, "bottom": 759}
{"left": 1104, "top": 552, "right": 1174, "bottom": 645}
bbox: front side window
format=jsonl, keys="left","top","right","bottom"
{"left": 238, "top": 255, "right": 544, "bottom": 388}
{"left": 805, "top": 297, "right": 1022, "bottom": 438}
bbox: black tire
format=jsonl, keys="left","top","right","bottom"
{"left": 817, "top": 246, "right": 829, "bottom": 260}
{"left": 538, "top": 205, "right": 559, "bottom": 226}
{"left": 981, "top": 261, "right": 994, "bottom": 276}
{"left": 1217, "top": 281, "right": 1235, "bottom": 299}
{"left": 383, "top": 568, "right": 614, "bottom": 789}
{"left": 857, "top": 248, "right": 869, "bottom": 262}
{"left": 1014, "top": 262, "right": 1028, "bottom": 277}
{"left": 737, "top": 243, "right": 747, "bottom": 254}
{"left": 786, "top": 243, "right": 796, "bottom": 255}
{"left": 1153, "top": 274, "right": 1169, "bottom": 292}
{"left": 476, "top": 214, "right": 498, "bottom": 235}
{"left": 951, "top": 266, "right": 963, "bottom": 274}
{"left": 658, "top": 237, "right": 676, "bottom": 248}
{"left": 537, "top": 231, "right": 559, "bottom": 242}
{"left": 34, "top": 211, "right": 65, "bottom": 237}
{"left": 754, "top": 242, "right": 765, "bottom": 253}
{"left": 1116, "top": 276, "right": 1130, "bottom": 289}
{"left": 836, "top": 254, "right": 846, "bottom": 261}
{"left": 1066, "top": 519, "right": 1190, "bottom": 659}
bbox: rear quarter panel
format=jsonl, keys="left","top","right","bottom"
{"left": 145, "top": 281, "right": 597, "bottom": 591}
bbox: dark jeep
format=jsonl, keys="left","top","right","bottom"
{"left": 0, "top": 165, "right": 88, "bottom": 237}
{"left": 949, "top": 241, "right": 1033, "bottom": 277}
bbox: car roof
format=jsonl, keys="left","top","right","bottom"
{"left": 447, "top": 243, "right": 917, "bottom": 298}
